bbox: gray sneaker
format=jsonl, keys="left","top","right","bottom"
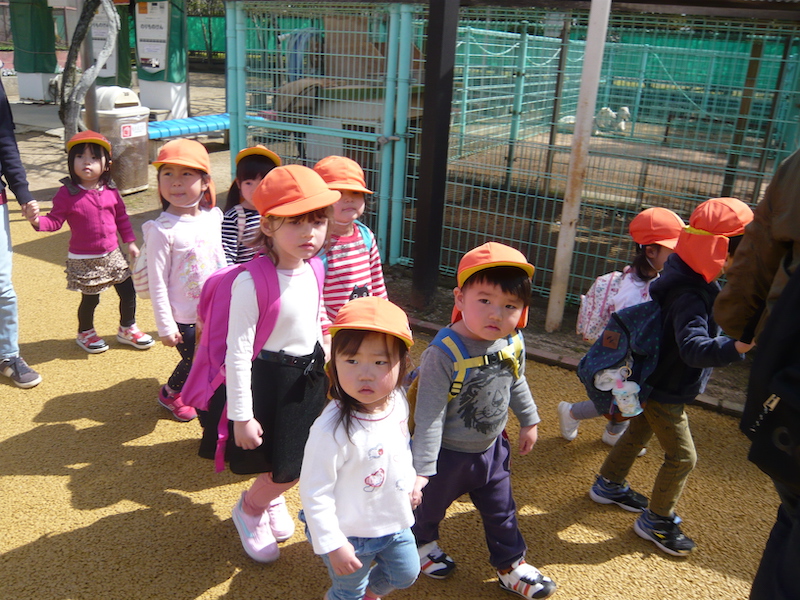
{"left": 0, "top": 356, "right": 42, "bottom": 389}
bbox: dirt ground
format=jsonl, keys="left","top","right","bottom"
{"left": 0, "top": 71, "right": 773, "bottom": 600}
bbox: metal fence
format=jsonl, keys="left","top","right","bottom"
{"left": 228, "top": 2, "right": 800, "bottom": 302}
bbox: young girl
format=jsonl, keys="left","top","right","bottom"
{"left": 560, "top": 207, "right": 685, "bottom": 446}
{"left": 221, "top": 145, "right": 280, "bottom": 265}
{"left": 199, "top": 164, "right": 339, "bottom": 563}
{"left": 313, "top": 155, "right": 387, "bottom": 321}
{"left": 144, "top": 139, "right": 226, "bottom": 421}
{"left": 25, "top": 130, "right": 153, "bottom": 354}
{"left": 299, "top": 296, "right": 419, "bottom": 600}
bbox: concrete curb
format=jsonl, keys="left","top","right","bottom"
{"left": 408, "top": 316, "right": 743, "bottom": 418}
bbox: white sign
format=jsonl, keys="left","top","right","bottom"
{"left": 136, "top": 1, "right": 169, "bottom": 74}
{"left": 91, "top": 9, "right": 118, "bottom": 78}
{"left": 121, "top": 121, "right": 147, "bottom": 139}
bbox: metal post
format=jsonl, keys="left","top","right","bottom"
{"left": 410, "top": 0, "right": 459, "bottom": 309}
{"left": 545, "top": 0, "right": 612, "bottom": 332}
{"left": 505, "top": 22, "right": 529, "bottom": 190}
{"left": 227, "top": 1, "right": 246, "bottom": 177}
{"left": 379, "top": 4, "right": 400, "bottom": 263}
{"left": 457, "top": 27, "right": 471, "bottom": 157}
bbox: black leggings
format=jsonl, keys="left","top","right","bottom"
{"left": 167, "top": 322, "right": 196, "bottom": 393}
{"left": 77, "top": 277, "right": 137, "bottom": 332}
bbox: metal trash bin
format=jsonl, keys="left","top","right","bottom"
{"left": 85, "top": 87, "right": 150, "bottom": 195}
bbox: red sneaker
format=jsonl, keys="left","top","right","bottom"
{"left": 158, "top": 386, "right": 197, "bottom": 421}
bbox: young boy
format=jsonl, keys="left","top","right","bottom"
{"left": 411, "top": 242, "right": 556, "bottom": 599}
{"left": 589, "top": 197, "right": 755, "bottom": 557}
{"left": 313, "top": 155, "right": 387, "bottom": 322}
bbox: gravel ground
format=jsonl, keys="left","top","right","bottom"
{"left": 0, "top": 72, "right": 774, "bottom": 600}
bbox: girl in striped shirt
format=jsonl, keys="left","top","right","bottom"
{"left": 221, "top": 146, "right": 280, "bottom": 265}
{"left": 314, "top": 155, "right": 387, "bottom": 322}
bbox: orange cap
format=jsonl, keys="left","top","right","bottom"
{"left": 235, "top": 145, "right": 281, "bottom": 167}
{"left": 330, "top": 296, "right": 413, "bottom": 348}
{"left": 152, "top": 139, "right": 216, "bottom": 208}
{"left": 675, "top": 197, "right": 754, "bottom": 283}
{"left": 452, "top": 242, "right": 535, "bottom": 328}
{"left": 629, "top": 207, "right": 685, "bottom": 249}
{"left": 66, "top": 130, "right": 111, "bottom": 155}
{"left": 313, "top": 155, "right": 373, "bottom": 195}
{"left": 253, "top": 164, "right": 341, "bottom": 217}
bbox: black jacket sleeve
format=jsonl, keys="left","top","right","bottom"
{"left": 0, "top": 78, "right": 33, "bottom": 205}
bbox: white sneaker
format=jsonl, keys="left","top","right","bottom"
{"left": 232, "top": 492, "right": 279, "bottom": 563}
{"left": 418, "top": 540, "right": 456, "bottom": 579}
{"left": 602, "top": 428, "right": 646, "bottom": 456}
{"left": 497, "top": 558, "right": 556, "bottom": 599}
{"left": 557, "top": 401, "right": 579, "bottom": 441}
{"left": 266, "top": 494, "right": 295, "bottom": 541}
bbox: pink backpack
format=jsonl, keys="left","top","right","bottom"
{"left": 182, "top": 255, "right": 324, "bottom": 471}
{"left": 576, "top": 271, "right": 623, "bottom": 343}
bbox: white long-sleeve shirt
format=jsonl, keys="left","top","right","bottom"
{"left": 299, "top": 391, "right": 416, "bottom": 556}
{"left": 143, "top": 208, "right": 226, "bottom": 336}
{"left": 225, "top": 262, "right": 325, "bottom": 422}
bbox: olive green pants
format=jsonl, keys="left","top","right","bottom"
{"left": 599, "top": 399, "right": 697, "bottom": 517}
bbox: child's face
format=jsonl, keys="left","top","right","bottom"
{"left": 332, "top": 190, "right": 366, "bottom": 225}
{"left": 452, "top": 280, "right": 524, "bottom": 341}
{"left": 158, "top": 165, "right": 208, "bottom": 210}
{"left": 261, "top": 212, "right": 328, "bottom": 270}
{"left": 334, "top": 332, "right": 400, "bottom": 413}
{"left": 645, "top": 244, "right": 674, "bottom": 272}
{"left": 73, "top": 147, "right": 106, "bottom": 188}
{"left": 237, "top": 178, "right": 260, "bottom": 206}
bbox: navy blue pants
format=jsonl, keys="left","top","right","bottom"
{"left": 412, "top": 435, "right": 527, "bottom": 570}
{"left": 750, "top": 481, "right": 800, "bottom": 600}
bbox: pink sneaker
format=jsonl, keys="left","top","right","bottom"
{"left": 117, "top": 324, "right": 155, "bottom": 350}
{"left": 76, "top": 329, "right": 109, "bottom": 354}
{"left": 158, "top": 386, "right": 197, "bottom": 422}
{"left": 267, "top": 495, "right": 295, "bottom": 541}
{"left": 232, "top": 492, "right": 280, "bottom": 563}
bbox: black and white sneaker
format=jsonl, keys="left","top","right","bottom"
{"left": 498, "top": 559, "right": 556, "bottom": 599}
{"left": 418, "top": 541, "right": 456, "bottom": 579}
{"left": 634, "top": 509, "right": 696, "bottom": 556}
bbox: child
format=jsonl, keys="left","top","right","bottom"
{"left": 313, "top": 155, "right": 387, "bottom": 321}
{"left": 221, "top": 145, "right": 280, "bottom": 265}
{"left": 25, "top": 130, "right": 153, "bottom": 354}
{"left": 200, "top": 164, "right": 339, "bottom": 563}
{"left": 589, "top": 196, "right": 755, "bottom": 556}
{"left": 411, "top": 242, "right": 556, "bottom": 600}
{"left": 559, "top": 207, "right": 684, "bottom": 447}
{"left": 144, "top": 139, "right": 226, "bottom": 421}
{"left": 299, "top": 296, "right": 419, "bottom": 600}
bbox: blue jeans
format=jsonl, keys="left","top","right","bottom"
{"left": 301, "top": 513, "right": 419, "bottom": 600}
{"left": 0, "top": 201, "right": 19, "bottom": 360}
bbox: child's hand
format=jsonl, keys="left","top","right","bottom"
{"left": 161, "top": 331, "right": 183, "bottom": 347}
{"left": 411, "top": 475, "right": 428, "bottom": 509}
{"left": 518, "top": 424, "right": 538, "bottom": 456}
{"left": 735, "top": 340, "right": 755, "bottom": 354}
{"left": 23, "top": 200, "right": 40, "bottom": 227}
{"left": 233, "top": 419, "right": 263, "bottom": 450}
{"left": 328, "top": 542, "right": 362, "bottom": 575}
{"left": 127, "top": 242, "right": 140, "bottom": 259}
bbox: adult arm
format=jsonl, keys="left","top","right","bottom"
{"left": 0, "top": 79, "right": 33, "bottom": 205}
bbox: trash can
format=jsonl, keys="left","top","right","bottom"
{"left": 85, "top": 87, "right": 150, "bottom": 195}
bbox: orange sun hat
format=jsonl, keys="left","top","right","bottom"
{"left": 66, "top": 130, "right": 112, "bottom": 155}
{"left": 235, "top": 145, "right": 281, "bottom": 167}
{"left": 152, "top": 139, "right": 216, "bottom": 208}
{"left": 330, "top": 296, "right": 413, "bottom": 348}
{"left": 629, "top": 207, "right": 685, "bottom": 249}
{"left": 452, "top": 242, "right": 535, "bottom": 328}
{"left": 253, "top": 164, "right": 341, "bottom": 217}
{"left": 313, "top": 155, "right": 373, "bottom": 195}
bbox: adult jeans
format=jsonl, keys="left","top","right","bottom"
{"left": 600, "top": 399, "right": 697, "bottom": 517}
{"left": 0, "top": 201, "right": 19, "bottom": 360}
{"left": 750, "top": 481, "right": 800, "bottom": 600}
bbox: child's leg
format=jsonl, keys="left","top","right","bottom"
{"left": 646, "top": 401, "right": 696, "bottom": 517}
{"left": 166, "top": 323, "right": 196, "bottom": 392}
{"left": 468, "top": 436, "right": 527, "bottom": 569}
{"left": 242, "top": 472, "right": 296, "bottom": 515}
{"left": 367, "top": 529, "right": 420, "bottom": 597}
{"left": 570, "top": 399, "right": 600, "bottom": 421}
{"left": 412, "top": 447, "right": 479, "bottom": 546}
{"left": 599, "top": 409, "right": 653, "bottom": 483}
{"left": 77, "top": 293, "right": 100, "bottom": 332}
{"left": 113, "top": 277, "right": 136, "bottom": 328}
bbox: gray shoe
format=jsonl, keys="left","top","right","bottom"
{"left": 0, "top": 356, "right": 42, "bottom": 388}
